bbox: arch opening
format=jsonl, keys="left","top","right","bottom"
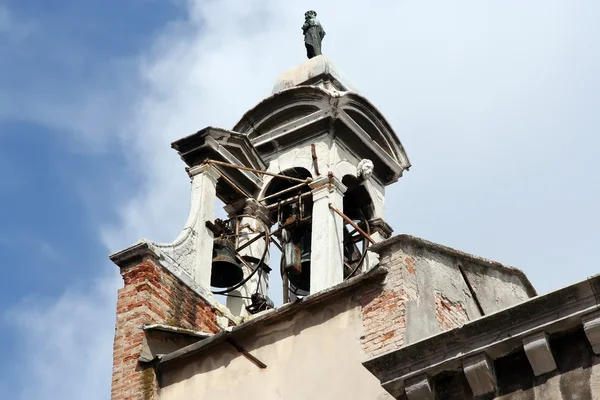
{"left": 341, "top": 175, "right": 375, "bottom": 279}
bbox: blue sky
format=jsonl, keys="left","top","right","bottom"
{"left": 1, "top": 1, "right": 599, "bottom": 399}
{"left": 0, "top": 0, "right": 183, "bottom": 397}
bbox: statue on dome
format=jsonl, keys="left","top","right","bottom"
{"left": 302, "top": 10, "right": 326, "bottom": 59}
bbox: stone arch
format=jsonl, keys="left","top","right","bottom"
{"left": 233, "top": 86, "right": 331, "bottom": 138}
{"left": 260, "top": 167, "right": 313, "bottom": 211}
{"left": 339, "top": 93, "right": 410, "bottom": 168}
{"left": 341, "top": 175, "right": 375, "bottom": 222}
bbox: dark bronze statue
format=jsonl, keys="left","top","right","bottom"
{"left": 302, "top": 10, "right": 325, "bottom": 59}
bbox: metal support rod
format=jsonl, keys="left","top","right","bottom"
{"left": 266, "top": 192, "right": 313, "bottom": 210}
{"left": 226, "top": 338, "right": 267, "bottom": 369}
{"left": 205, "top": 159, "right": 310, "bottom": 184}
{"left": 258, "top": 181, "right": 309, "bottom": 203}
{"left": 270, "top": 236, "right": 283, "bottom": 251}
{"left": 328, "top": 204, "right": 376, "bottom": 245}
{"left": 235, "top": 232, "right": 265, "bottom": 253}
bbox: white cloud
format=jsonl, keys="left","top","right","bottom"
{"left": 7, "top": 0, "right": 600, "bottom": 399}
{"left": 6, "top": 268, "right": 120, "bottom": 400}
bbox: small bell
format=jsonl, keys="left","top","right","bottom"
{"left": 211, "top": 238, "right": 244, "bottom": 288}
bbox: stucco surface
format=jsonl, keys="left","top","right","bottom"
{"left": 461, "top": 261, "right": 531, "bottom": 314}
{"left": 160, "top": 295, "right": 393, "bottom": 400}
{"left": 382, "top": 240, "right": 485, "bottom": 345}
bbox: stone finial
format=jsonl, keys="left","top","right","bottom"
{"left": 523, "top": 331, "right": 557, "bottom": 376}
{"left": 463, "top": 353, "right": 497, "bottom": 396}
{"left": 404, "top": 375, "right": 434, "bottom": 400}
{"left": 582, "top": 310, "right": 600, "bottom": 354}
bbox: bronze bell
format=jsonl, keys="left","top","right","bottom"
{"left": 211, "top": 238, "right": 244, "bottom": 288}
{"left": 288, "top": 233, "right": 311, "bottom": 292}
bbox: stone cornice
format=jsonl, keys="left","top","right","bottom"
{"left": 187, "top": 164, "right": 220, "bottom": 181}
{"left": 363, "top": 273, "right": 600, "bottom": 398}
{"left": 109, "top": 240, "right": 161, "bottom": 267}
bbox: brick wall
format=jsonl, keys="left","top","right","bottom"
{"left": 111, "top": 257, "right": 224, "bottom": 400}
{"left": 360, "top": 251, "right": 417, "bottom": 357}
{"left": 360, "top": 235, "right": 534, "bottom": 360}
{"left": 360, "top": 262, "right": 469, "bottom": 357}
{"left": 435, "top": 291, "right": 469, "bottom": 331}
{"left": 360, "top": 236, "right": 483, "bottom": 358}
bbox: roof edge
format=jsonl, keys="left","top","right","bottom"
{"left": 369, "top": 234, "right": 537, "bottom": 296}
{"left": 159, "top": 266, "right": 387, "bottom": 367}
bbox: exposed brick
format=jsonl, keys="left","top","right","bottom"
{"left": 435, "top": 291, "right": 469, "bottom": 331}
{"left": 360, "top": 255, "right": 414, "bottom": 356}
{"left": 110, "top": 259, "right": 224, "bottom": 400}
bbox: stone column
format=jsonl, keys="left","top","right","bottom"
{"left": 188, "top": 164, "right": 220, "bottom": 287}
{"left": 309, "top": 176, "right": 347, "bottom": 294}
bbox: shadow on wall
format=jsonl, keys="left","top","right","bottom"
{"left": 423, "top": 328, "right": 599, "bottom": 400}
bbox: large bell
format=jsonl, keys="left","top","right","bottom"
{"left": 288, "top": 233, "right": 311, "bottom": 292}
{"left": 211, "top": 238, "right": 244, "bottom": 288}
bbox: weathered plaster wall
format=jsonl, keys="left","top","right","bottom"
{"left": 362, "top": 238, "right": 482, "bottom": 356}
{"left": 361, "top": 235, "right": 535, "bottom": 357}
{"left": 160, "top": 294, "right": 393, "bottom": 400}
{"left": 258, "top": 137, "right": 329, "bottom": 186}
{"left": 461, "top": 260, "right": 532, "bottom": 314}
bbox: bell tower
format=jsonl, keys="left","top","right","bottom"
{"left": 234, "top": 55, "right": 410, "bottom": 300}
{"left": 122, "top": 55, "right": 410, "bottom": 319}
{"left": 108, "top": 18, "right": 412, "bottom": 399}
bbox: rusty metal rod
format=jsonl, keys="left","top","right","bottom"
{"left": 226, "top": 338, "right": 267, "bottom": 369}
{"left": 328, "top": 204, "right": 376, "bottom": 245}
{"left": 205, "top": 159, "right": 310, "bottom": 184}
{"left": 235, "top": 231, "right": 266, "bottom": 253}
{"left": 270, "top": 236, "right": 283, "bottom": 252}
{"left": 266, "top": 192, "right": 312, "bottom": 210}
{"left": 259, "top": 181, "right": 309, "bottom": 203}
